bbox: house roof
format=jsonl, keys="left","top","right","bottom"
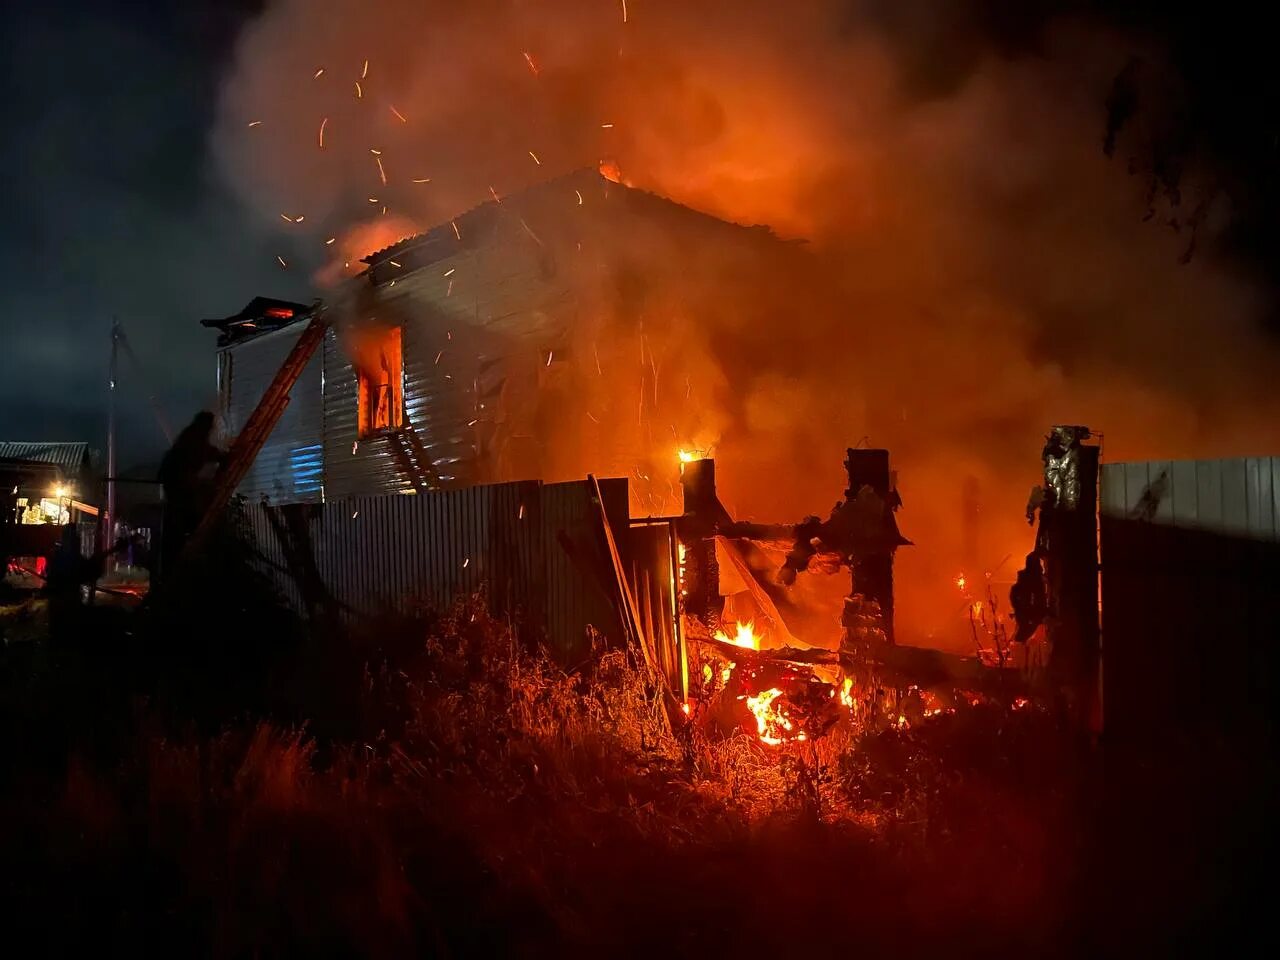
{"left": 360, "top": 167, "right": 787, "bottom": 278}
{"left": 0, "top": 441, "right": 91, "bottom": 475}
{"left": 201, "top": 296, "right": 316, "bottom": 347}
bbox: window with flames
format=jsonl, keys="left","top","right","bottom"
{"left": 356, "top": 327, "right": 404, "bottom": 438}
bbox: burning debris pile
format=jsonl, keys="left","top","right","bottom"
{"left": 672, "top": 445, "right": 933, "bottom": 749}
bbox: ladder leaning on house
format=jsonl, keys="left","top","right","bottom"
{"left": 182, "top": 311, "right": 330, "bottom": 562}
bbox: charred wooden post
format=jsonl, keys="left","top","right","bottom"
{"left": 678, "top": 458, "right": 726, "bottom": 626}
{"left": 844, "top": 448, "right": 900, "bottom": 643}
{"left": 1013, "top": 425, "right": 1100, "bottom": 727}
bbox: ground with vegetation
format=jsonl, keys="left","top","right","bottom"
{"left": 0, "top": 536, "right": 1233, "bottom": 957}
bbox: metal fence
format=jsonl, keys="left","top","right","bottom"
{"left": 239, "top": 477, "right": 632, "bottom": 660}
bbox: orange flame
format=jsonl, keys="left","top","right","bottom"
{"left": 714, "top": 621, "right": 759, "bottom": 650}
{"left": 745, "top": 688, "right": 804, "bottom": 745}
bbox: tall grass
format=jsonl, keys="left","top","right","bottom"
{"left": 0, "top": 592, "right": 1089, "bottom": 957}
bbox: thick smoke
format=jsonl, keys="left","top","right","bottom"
{"left": 212, "top": 0, "right": 1280, "bottom": 649}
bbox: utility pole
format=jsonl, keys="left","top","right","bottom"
{"left": 106, "top": 319, "right": 120, "bottom": 553}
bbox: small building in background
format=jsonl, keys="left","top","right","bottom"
{"left": 1, "top": 441, "right": 99, "bottom": 571}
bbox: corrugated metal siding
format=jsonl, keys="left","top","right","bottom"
{"left": 0, "top": 441, "right": 90, "bottom": 475}
{"left": 629, "top": 521, "right": 684, "bottom": 697}
{"left": 1098, "top": 457, "right": 1280, "bottom": 926}
{"left": 1100, "top": 456, "right": 1280, "bottom": 540}
{"left": 224, "top": 323, "right": 324, "bottom": 504}
{"left": 543, "top": 478, "right": 630, "bottom": 660}
{"left": 239, "top": 478, "right": 635, "bottom": 661}
{"left": 322, "top": 328, "right": 406, "bottom": 499}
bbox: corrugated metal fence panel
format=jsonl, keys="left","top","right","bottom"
{"left": 541, "top": 478, "right": 628, "bottom": 660}
{"left": 1100, "top": 457, "right": 1280, "bottom": 541}
{"left": 225, "top": 323, "right": 324, "bottom": 504}
{"left": 241, "top": 480, "right": 547, "bottom": 621}
{"left": 628, "top": 522, "right": 683, "bottom": 695}
{"left": 240, "top": 503, "right": 304, "bottom": 613}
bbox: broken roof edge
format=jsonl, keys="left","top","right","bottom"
{"left": 201, "top": 296, "right": 319, "bottom": 347}
{"left": 360, "top": 167, "right": 793, "bottom": 268}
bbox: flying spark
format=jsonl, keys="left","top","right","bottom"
{"left": 319, "top": 117, "right": 327, "bottom": 147}
{"left": 354, "top": 81, "right": 363, "bottom": 99}
{"left": 587, "top": 412, "right": 600, "bottom": 423}
{"left": 247, "top": 120, "right": 263, "bottom": 127}
{"left": 528, "top": 150, "right": 541, "bottom": 165}
{"left": 435, "top": 351, "right": 443, "bottom": 364}
{"left": 443, "top": 267, "right": 455, "bottom": 277}
{"left": 412, "top": 178, "right": 431, "bottom": 184}
{"left": 368, "top": 197, "right": 378, "bottom": 203}
{"left": 462, "top": 557, "right": 470, "bottom": 568}
{"left": 276, "top": 255, "right": 287, "bottom": 268}
{"left": 313, "top": 67, "right": 325, "bottom": 79}
{"left": 522, "top": 51, "right": 539, "bottom": 76}
{"left": 325, "top": 237, "right": 335, "bottom": 245}
{"left": 622, "top": 0, "right": 628, "bottom": 23}
{"left": 446, "top": 279, "right": 453, "bottom": 297}
{"left": 376, "top": 155, "right": 387, "bottom": 184}
{"left": 361, "top": 58, "right": 369, "bottom": 79}
{"left": 575, "top": 189, "right": 583, "bottom": 205}
{"left": 601, "top": 123, "right": 614, "bottom": 128}
{"left": 370, "top": 147, "right": 382, "bottom": 155}
{"left": 451, "top": 221, "right": 461, "bottom": 240}
{"left": 389, "top": 105, "right": 407, "bottom": 123}
{"left": 546, "top": 351, "right": 554, "bottom": 366}
{"left": 389, "top": 260, "right": 401, "bottom": 268}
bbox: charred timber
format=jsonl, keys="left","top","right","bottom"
{"left": 679, "top": 458, "right": 729, "bottom": 624}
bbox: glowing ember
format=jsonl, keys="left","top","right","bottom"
{"left": 955, "top": 573, "right": 967, "bottom": 591}
{"left": 714, "top": 621, "right": 760, "bottom": 650}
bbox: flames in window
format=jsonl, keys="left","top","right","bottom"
{"left": 353, "top": 325, "right": 404, "bottom": 438}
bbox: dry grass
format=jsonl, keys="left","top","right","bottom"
{"left": 0, "top": 592, "right": 1091, "bottom": 956}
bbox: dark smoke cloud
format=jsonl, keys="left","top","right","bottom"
{"left": 208, "top": 0, "right": 1280, "bottom": 647}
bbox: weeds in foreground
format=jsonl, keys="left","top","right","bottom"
{"left": 1, "top": 595, "right": 1087, "bottom": 957}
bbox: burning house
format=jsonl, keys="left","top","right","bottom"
{"left": 205, "top": 168, "right": 797, "bottom": 503}
{"left": 199, "top": 170, "right": 924, "bottom": 739}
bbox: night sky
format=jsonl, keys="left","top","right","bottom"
{"left": 1, "top": 0, "right": 1276, "bottom": 471}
